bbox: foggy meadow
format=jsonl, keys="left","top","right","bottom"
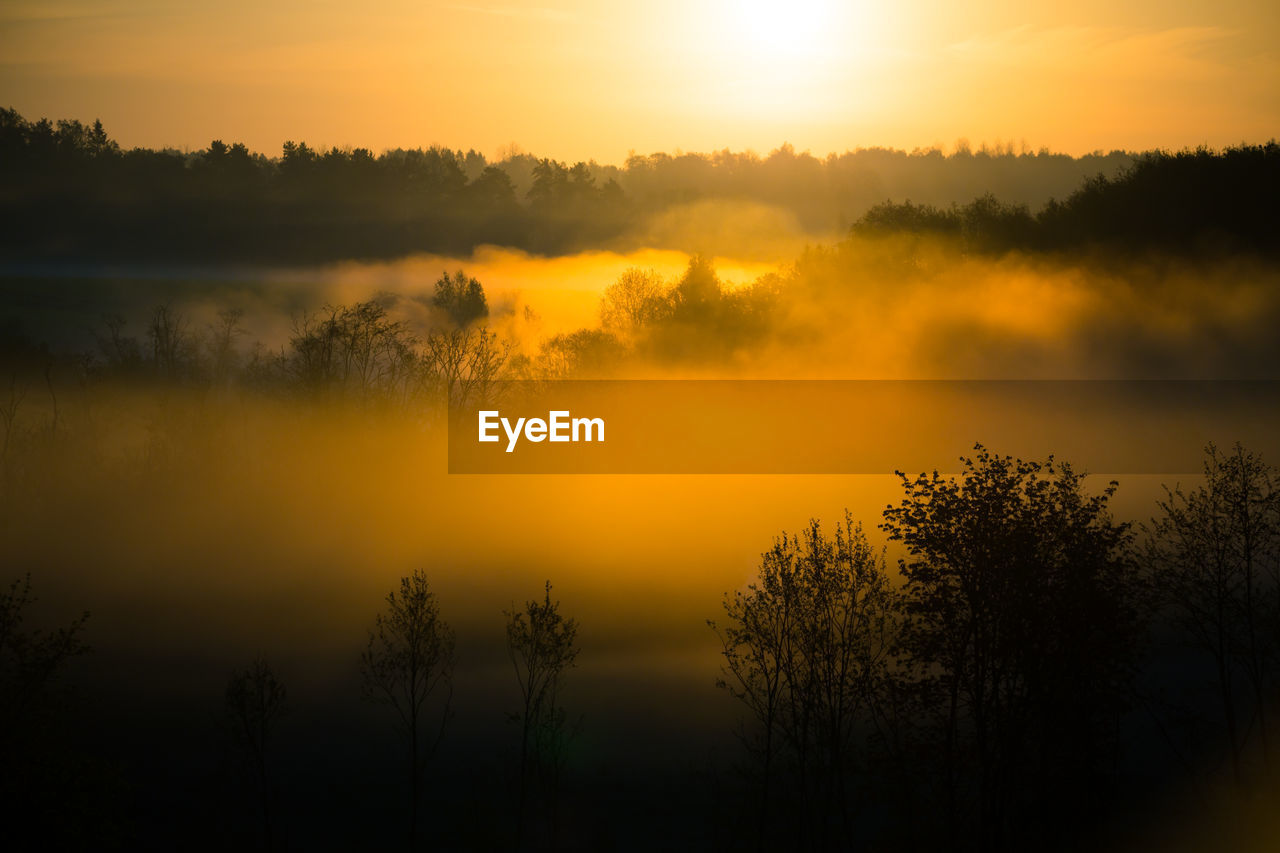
{"left": 3, "top": 113, "right": 1280, "bottom": 850}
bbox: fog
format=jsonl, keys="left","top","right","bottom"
{"left": 4, "top": 222, "right": 1279, "bottom": 848}
{"left": 7, "top": 230, "right": 1276, "bottom": 666}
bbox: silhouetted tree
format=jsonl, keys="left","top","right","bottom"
{"left": 148, "top": 303, "right": 196, "bottom": 381}
{"left": 671, "top": 254, "right": 722, "bottom": 322}
{"left": 93, "top": 314, "right": 143, "bottom": 377}
{"left": 534, "top": 329, "right": 625, "bottom": 379}
{"left": 1145, "top": 443, "right": 1280, "bottom": 783}
{"left": 711, "top": 514, "right": 894, "bottom": 851}
{"left": 206, "top": 307, "right": 246, "bottom": 386}
{"left": 881, "top": 444, "right": 1140, "bottom": 850}
{"left": 424, "top": 326, "right": 511, "bottom": 409}
{"left": 0, "top": 572, "right": 90, "bottom": 729}
{"left": 361, "top": 569, "right": 457, "bottom": 848}
{"left": 505, "top": 580, "right": 579, "bottom": 850}
{"left": 0, "top": 374, "right": 23, "bottom": 471}
{"left": 432, "top": 270, "right": 489, "bottom": 328}
{"left": 599, "top": 267, "right": 669, "bottom": 336}
{"left": 277, "top": 300, "right": 422, "bottom": 404}
{"left": 855, "top": 199, "right": 962, "bottom": 238}
{"left": 958, "top": 193, "right": 1036, "bottom": 252}
{"left": 225, "top": 657, "right": 287, "bottom": 849}
{"left": 0, "top": 573, "right": 94, "bottom": 840}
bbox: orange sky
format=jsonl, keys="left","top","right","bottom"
{"left": 1, "top": 0, "right": 1276, "bottom": 163}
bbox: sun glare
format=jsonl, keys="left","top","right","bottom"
{"left": 683, "top": 0, "right": 867, "bottom": 118}
{"left": 732, "top": 0, "right": 832, "bottom": 59}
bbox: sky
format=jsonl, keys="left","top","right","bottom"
{"left": 1, "top": 0, "right": 1276, "bottom": 163}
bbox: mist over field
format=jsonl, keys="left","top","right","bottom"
{"left": 5, "top": 0, "right": 1280, "bottom": 843}
{"left": 3, "top": 113, "right": 1280, "bottom": 850}
{"left": 8, "top": 237, "right": 1280, "bottom": 385}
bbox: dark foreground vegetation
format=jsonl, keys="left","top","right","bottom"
{"left": 5, "top": 436, "right": 1280, "bottom": 851}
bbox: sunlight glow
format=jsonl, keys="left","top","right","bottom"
{"left": 731, "top": 0, "right": 834, "bottom": 59}
{"left": 1, "top": 0, "right": 1274, "bottom": 165}
{"left": 683, "top": 0, "right": 877, "bottom": 118}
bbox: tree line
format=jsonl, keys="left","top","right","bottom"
{"left": 710, "top": 442, "right": 1280, "bottom": 851}
{"left": 3, "top": 564, "right": 581, "bottom": 851}
{"left": 0, "top": 257, "right": 778, "bottom": 451}
{"left": 853, "top": 143, "right": 1280, "bottom": 257}
{"left": 0, "top": 108, "right": 1174, "bottom": 264}
{"left": 60, "top": 270, "right": 500, "bottom": 398}
{"left": 0, "top": 110, "right": 629, "bottom": 261}
{"left": 6, "top": 441, "right": 1278, "bottom": 849}
{"left": 5, "top": 109, "right": 1274, "bottom": 264}
{"left": 3, "top": 233, "right": 1275, "bottom": 461}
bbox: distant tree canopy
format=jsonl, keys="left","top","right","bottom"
{"left": 1, "top": 105, "right": 1275, "bottom": 268}
{"left": 29, "top": 107, "right": 1280, "bottom": 265}
{"left": 853, "top": 144, "right": 1280, "bottom": 257}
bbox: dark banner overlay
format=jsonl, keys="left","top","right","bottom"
{"left": 447, "top": 380, "right": 1280, "bottom": 475}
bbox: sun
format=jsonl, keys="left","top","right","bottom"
{"left": 677, "top": 0, "right": 864, "bottom": 116}
{"left": 731, "top": 0, "right": 834, "bottom": 59}
{"left": 654, "top": 0, "right": 885, "bottom": 121}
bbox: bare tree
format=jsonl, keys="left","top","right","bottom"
{"left": 423, "top": 326, "right": 511, "bottom": 410}
{"left": 1146, "top": 442, "right": 1280, "bottom": 782}
{"left": 43, "top": 361, "right": 58, "bottom": 441}
{"left": 505, "top": 580, "right": 579, "bottom": 849}
{"left": 206, "top": 307, "right": 247, "bottom": 385}
{"left": 0, "top": 374, "right": 24, "bottom": 469}
{"left": 533, "top": 329, "right": 625, "bottom": 380}
{"left": 599, "top": 267, "right": 668, "bottom": 336}
{"left": 95, "top": 313, "right": 143, "bottom": 375}
{"left": 0, "top": 572, "right": 90, "bottom": 728}
{"left": 361, "top": 569, "right": 456, "bottom": 847}
{"left": 281, "top": 301, "right": 421, "bottom": 404}
{"left": 0, "top": 573, "right": 92, "bottom": 841}
{"left": 710, "top": 514, "right": 894, "bottom": 851}
{"left": 225, "top": 657, "right": 287, "bottom": 849}
{"left": 148, "top": 303, "right": 195, "bottom": 380}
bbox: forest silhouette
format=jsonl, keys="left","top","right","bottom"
{"left": 9, "top": 109, "right": 1277, "bottom": 264}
